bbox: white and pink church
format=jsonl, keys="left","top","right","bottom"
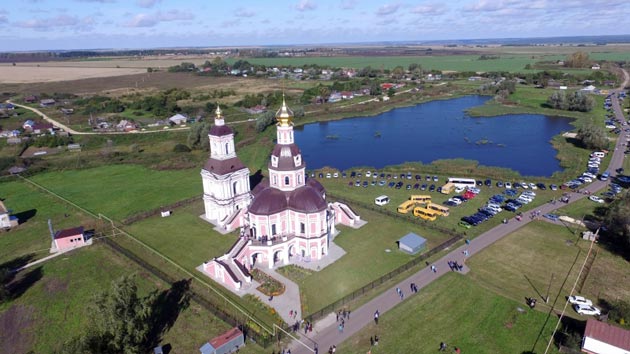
{"left": 201, "top": 100, "right": 362, "bottom": 291}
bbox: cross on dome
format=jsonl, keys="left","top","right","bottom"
{"left": 215, "top": 105, "right": 224, "bottom": 126}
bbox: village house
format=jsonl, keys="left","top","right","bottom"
{"left": 116, "top": 120, "right": 138, "bottom": 132}
{"left": 40, "top": 98, "right": 56, "bottom": 107}
{"left": 22, "top": 119, "right": 35, "bottom": 130}
{"left": 168, "top": 113, "right": 188, "bottom": 125}
{"left": 591, "top": 63, "right": 601, "bottom": 70}
{"left": 24, "top": 95, "right": 38, "bottom": 103}
{"left": 340, "top": 91, "right": 354, "bottom": 100}
{"left": 199, "top": 327, "right": 244, "bottom": 354}
{"left": 60, "top": 108, "right": 74, "bottom": 115}
{"left": 53, "top": 226, "right": 87, "bottom": 251}
{"left": 581, "top": 319, "right": 630, "bottom": 354}
{"left": 30, "top": 123, "right": 54, "bottom": 134}
{"left": 0, "top": 200, "right": 19, "bottom": 229}
{"left": 328, "top": 92, "right": 342, "bottom": 102}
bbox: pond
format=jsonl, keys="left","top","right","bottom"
{"left": 294, "top": 96, "right": 574, "bottom": 176}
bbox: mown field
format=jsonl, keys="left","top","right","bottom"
{"left": 340, "top": 272, "right": 561, "bottom": 354}
{"left": 28, "top": 165, "right": 201, "bottom": 220}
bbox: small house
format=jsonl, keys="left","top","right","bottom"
{"left": 24, "top": 95, "right": 38, "bottom": 103}
{"left": 40, "top": 99, "right": 56, "bottom": 107}
{"left": 54, "top": 226, "right": 86, "bottom": 251}
{"left": 582, "top": 318, "right": 630, "bottom": 354}
{"left": 168, "top": 113, "right": 188, "bottom": 125}
{"left": 199, "top": 327, "right": 244, "bottom": 354}
{"left": 341, "top": 91, "right": 354, "bottom": 100}
{"left": 0, "top": 201, "right": 19, "bottom": 229}
{"left": 60, "top": 108, "right": 74, "bottom": 115}
{"left": 22, "top": 119, "right": 35, "bottom": 130}
{"left": 31, "top": 123, "right": 54, "bottom": 134}
{"left": 591, "top": 63, "right": 601, "bottom": 70}
{"left": 398, "top": 233, "right": 426, "bottom": 255}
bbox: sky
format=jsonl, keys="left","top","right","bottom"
{"left": 1, "top": 0, "right": 628, "bottom": 51}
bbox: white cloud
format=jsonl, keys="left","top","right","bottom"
{"left": 234, "top": 8, "right": 255, "bottom": 18}
{"left": 136, "top": 0, "right": 160, "bottom": 8}
{"left": 125, "top": 9, "right": 194, "bottom": 27}
{"left": 295, "top": 0, "right": 317, "bottom": 12}
{"left": 76, "top": 0, "right": 116, "bottom": 3}
{"left": 411, "top": 3, "right": 446, "bottom": 15}
{"left": 221, "top": 19, "right": 241, "bottom": 28}
{"left": 0, "top": 15, "right": 7, "bottom": 24}
{"left": 16, "top": 14, "right": 80, "bottom": 29}
{"left": 376, "top": 3, "right": 400, "bottom": 16}
{"left": 340, "top": 0, "right": 357, "bottom": 10}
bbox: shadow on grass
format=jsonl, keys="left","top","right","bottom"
{"left": 0, "top": 254, "right": 35, "bottom": 271}
{"left": 1, "top": 255, "right": 43, "bottom": 302}
{"left": 12, "top": 209, "right": 37, "bottom": 224}
{"left": 8, "top": 267, "right": 43, "bottom": 300}
{"left": 564, "top": 137, "right": 585, "bottom": 149}
{"left": 145, "top": 279, "right": 191, "bottom": 349}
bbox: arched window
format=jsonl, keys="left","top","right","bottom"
{"left": 284, "top": 176, "right": 290, "bottom": 185}
{"left": 225, "top": 142, "right": 229, "bottom": 155}
{"left": 273, "top": 175, "right": 277, "bottom": 185}
{"left": 233, "top": 181, "right": 238, "bottom": 195}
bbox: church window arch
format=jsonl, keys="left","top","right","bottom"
{"left": 233, "top": 181, "right": 238, "bottom": 195}
{"left": 284, "top": 176, "right": 290, "bottom": 185}
{"left": 225, "top": 142, "right": 229, "bottom": 155}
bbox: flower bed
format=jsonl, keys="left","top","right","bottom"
{"left": 251, "top": 269, "right": 286, "bottom": 296}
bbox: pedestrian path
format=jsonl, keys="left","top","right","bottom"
{"left": 290, "top": 72, "right": 629, "bottom": 353}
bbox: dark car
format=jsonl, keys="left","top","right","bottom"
{"left": 484, "top": 179, "right": 492, "bottom": 187}
{"left": 429, "top": 184, "right": 436, "bottom": 192}
{"left": 318, "top": 173, "right": 324, "bottom": 178}
{"left": 415, "top": 174, "right": 422, "bottom": 180}
{"left": 342, "top": 172, "right": 347, "bottom": 178}
{"left": 350, "top": 171, "right": 356, "bottom": 178}
{"left": 536, "top": 183, "right": 546, "bottom": 190}
{"left": 476, "top": 180, "right": 483, "bottom": 186}
{"left": 421, "top": 184, "right": 427, "bottom": 190}
{"left": 395, "top": 182, "right": 404, "bottom": 189}
{"left": 496, "top": 181, "right": 504, "bottom": 188}
{"left": 362, "top": 181, "right": 369, "bottom": 188}
{"left": 413, "top": 183, "right": 420, "bottom": 189}
{"left": 406, "top": 184, "right": 412, "bottom": 190}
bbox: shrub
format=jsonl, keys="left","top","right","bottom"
{"left": 172, "top": 144, "right": 191, "bottom": 153}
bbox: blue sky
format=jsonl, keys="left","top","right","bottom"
{"left": 1, "top": 0, "right": 628, "bottom": 51}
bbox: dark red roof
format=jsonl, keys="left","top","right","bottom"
{"left": 271, "top": 144, "right": 300, "bottom": 157}
{"left": 269, "top": 144, "right": 302, "bottom": 171}
{"left": 209, "top": 124, "right": 233, "bottom": 137}
{"left": 203, "top": 156, "right": 247, "bottom": 175}
{"left": 54, "top": 226, "right": 84, "bottom": 240}
{"left": 248, "top": 182, "right": 327, "bottom": 216}
{"left": 584, "top": 319, "right": 630, "bottom": 350}
{"left": 209, "top": 327, "right": 243, "bottom": 349}
{"left": 31, "top": 123, "right": 54, "bottom": 130}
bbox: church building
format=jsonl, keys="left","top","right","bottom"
{"left": 201, "top": 98, "right": 363, "bottom": 291}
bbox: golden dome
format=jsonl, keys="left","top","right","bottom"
{"left": 275, "top": 95, "right": 293, "bottom": 127}
{"left": 215, "top": 105, "right": 223, "bottom": 119}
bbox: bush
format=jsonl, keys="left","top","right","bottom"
{"left": 172, "top": 143, "right": 191, "bottom": 153}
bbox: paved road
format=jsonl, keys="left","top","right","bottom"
{"left": 290, "top": 69, "right": 629, "bottom": 354}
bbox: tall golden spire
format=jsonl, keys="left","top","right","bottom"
{"left": 214, "top": 105, "right": 224, "bottom": 125}
{"left": 275, "top": 94, "right": 293, "bottom": 127}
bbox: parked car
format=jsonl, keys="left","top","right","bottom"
{"left": 458, "top": 221, "right": 472, "bottom": 229}
{"left": 550, "top": 184, "right": 558, "bottom": 191}
{"left": 568, "top": 296, "right": 593, "bottom": 306}
{"left": 543, "top": 214, "right": 560, "bottom": 222}
{"left": 589, "top": 196, "right": 605, "bottom": 204}
{"left": 433, "top": 175, "right": 439, "bottom": 182}
{"left": 485, "top": 179, "right": 492, "bottom": 187}
{"left": 573, "top": 304, "right": 601, "bottom": 316}
{"left": 496, "top": 181, "right": 504, "bottom": 188}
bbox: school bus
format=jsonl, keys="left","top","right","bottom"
{"left": 426, "top": 202, "right": 450, "bottom": 216}
{"left": 397, "top": 200, "right": 416, "bottom": 214}
{"left": 413, "top": 207, "right": 438, "bottom": 221}
{"left": 409, "top": 195, "right": 432, "bottom": 204}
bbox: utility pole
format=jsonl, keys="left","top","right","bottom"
{"left": 545, "top": 273, "right": 554, "bottom": 303}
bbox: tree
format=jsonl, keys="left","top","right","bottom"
{"left": 577, "top": 123, "right": 609, "bottom": 150}
{"left": 255, "top": 111, "right": 276, "bottom": 132}
{"left": 547, "top": 91, "right": 594, "bottom": 112}
{"left": 88, "top": 275, "right": 154, "bottom": 354}
{"left": 391, "top": 66, "right": 405, "bottom": 80}
{"left": 187, "top": 121, "right": 212, "bottom": 150}
{"left": 565, "top": 51, "right": 590, "bottom": 68}
{"left": 605, "top": 191, "right": 630, "bottom": 253}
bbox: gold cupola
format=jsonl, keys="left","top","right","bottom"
{"left": 275, "top": 95, "right": 294, "bottom": 127}
{"left": 214, "top": 105, "right": 224, "bottom": 125}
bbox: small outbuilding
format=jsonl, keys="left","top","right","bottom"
{"left": 582, "top": 318, "right": 630, "bottom": 354}
{"left": 199, "top": 327, "right": 244, "bottom": 354}
{"left": 398, "top": 232, "right": 426, "bottom": 255}
{"left": 54, "top": 226, "right": 86, "bottom": 251}
{"left": 168, "top": 113, "right": 188, "bottom": 125}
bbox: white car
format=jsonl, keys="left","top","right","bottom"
{"left": 326, "top": 173, "right": 332, "bottom": 178}
{"left": 522, "top": 191, "right": 536, "bottom": 197}
{"left": 505, "top": 182, "right": 512, "bottom": 189}
{"left": 580, "top": 176, "right": 593, "bottom": 183}
{"left": 589, "top": 196, "right": 605, "bottom": 204}
{"left": 568, "top": 295, "right": 593, "bottom": 306}
{"left": 365, "top": 171, "right": 372, "bottom": 177}
{"left": 455, "top": 186, "right": 465, "bottom": 193}
{"left": 574, "top": 304, "right": 601, "bottom": 316}
{"left": 333, "top": 172, "right": 339, "bottom": 178}
{"left": 448, "top": 198, "right": 462, "bottom": 205}
{"left": 529, "top": 183, "right": 537, "bottom": 190}
{"left": 520, "top": 182, "right": 529, "bottom": 189}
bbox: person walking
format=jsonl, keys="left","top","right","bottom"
{"left": 431, "top": 264, "right": 437, "bottom": 273}
{"left": 374, "top": 310, "right": 379, "bottom": 325}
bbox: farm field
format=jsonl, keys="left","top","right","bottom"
{"left": 339, "top": 272, "right": 561, "bottom": 354}
{"left": 0, "top": 65, "right": 146, "bottom": 84}
{"left": 28, "top": 165, "right": 201, "bottom": 220}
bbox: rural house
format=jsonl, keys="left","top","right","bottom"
{"left": 30, "top": 123, "right": 54, "bottom": 134}
{"left": 0, "top": 201, "right": 19, "bottom": 229}
{"left": 53, "top": 226, "right": 86, "bottom": 251}
{"left": 40, "top": 98, "right": 56, "bottom": 107}
{"left": 582, "top": 318, "right": 630, "bottom": 354}
{"left": 168, "top": 113, "right": 188, "bottom": 125}
{"left": 199, "top": 327, "right": 244, "bottom": 354}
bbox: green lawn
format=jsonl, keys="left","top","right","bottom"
{"left": 124, "top": 201, "right": 235, "bottom": 270}
{"left": 340, "top": 272, "right": 561, "bottom": 354}
{"left": 279, "top": 205, "right": 452, "bottom": 314}
{"left": 0, "top": 179, "right": 94, "bottom": 264}
{"left": 29, "top": 165, "right": 202, "bottom": 220}
{"left": 0, "top": 243, "right": 261, "bottom": 354}
{"left": 466, "top": 221, "right": 589, "bottom": 315}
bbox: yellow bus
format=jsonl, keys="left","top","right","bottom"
{"left": 440, "top": 182, "right": 455, "bottom": 194}
{"left": 413, "top": 207, "right": 438, "bottom": 221}
{"left": 410, "top": 195, "right": 432, "bottom": 204}
{"left": 397, "top": 200, "right": 416, "bottom": 214}
{"left": 426, "top": 202, "right": 450, "bottom": 217}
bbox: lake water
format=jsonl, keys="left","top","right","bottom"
{"left": 294, "top": 96, "right": 574, "bottom": 176}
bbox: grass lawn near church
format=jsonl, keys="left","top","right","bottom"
{"left": 279, "top": 205, "right": 453, "bottom": 315}
{"left": 29, "top": 164, "right": 202, "bottom": 220}
{"left": 339, "top": 272, "right": 562, "bottom": 354}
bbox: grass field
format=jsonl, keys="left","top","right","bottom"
{"left": 0, "top": 178, "right": 94, "bottom": 264}
{"left": 28, "top": 165, "right": 201, "bottom": 220}
{"left": 340, "top": 272, "right": 561, "bottom": 354}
